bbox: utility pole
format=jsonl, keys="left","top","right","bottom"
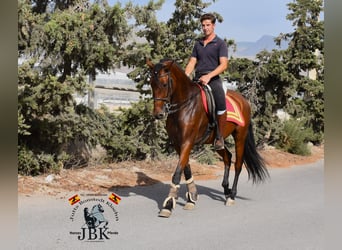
{"left": 88, "top": 73, "right": 95, "bottom": 110}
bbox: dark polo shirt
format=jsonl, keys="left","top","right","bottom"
{"left": 191, "top": 35, "right": 228, "bottom": 73}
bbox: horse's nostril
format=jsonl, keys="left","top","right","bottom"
{"left": 154, "top": 113, "right": 165, "bottom": 119}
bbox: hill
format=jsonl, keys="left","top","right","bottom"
{"left": 231, "top": 35, "right": 289, "bottom": 59}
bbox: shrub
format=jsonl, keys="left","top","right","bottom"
{"left": 18, "top": 146, "right": 64, "bottom": 176}
{"left": 276, "top": 119, "right": 313, "bottom": 156}
{"left": 192, "top": 144, "right": 218, "bottom": 165}
{"left": 99, "top": 99, "right": 168, "bottom": 162}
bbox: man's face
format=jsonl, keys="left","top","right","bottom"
{"left": 201, "top": 19, "right": 215, "bottom": 37}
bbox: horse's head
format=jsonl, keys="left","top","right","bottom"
{"left": 146, "top": 58, "right": 174, "bottom": 119}
{"left": 92, "top": 204, "right": 104, "bottom": 213}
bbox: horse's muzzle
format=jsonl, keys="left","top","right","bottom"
{"left": 154, "top": 111, "right": 165, "bottom": 120}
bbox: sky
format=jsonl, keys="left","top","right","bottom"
{"left": 110, "top": 0, "right": 296, "bottom": 42}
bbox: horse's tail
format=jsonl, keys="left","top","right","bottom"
{"left": 243, "top": 122, "right": 270, "bottom": 183}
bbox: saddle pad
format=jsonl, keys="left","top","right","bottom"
{"left": 225, "top": 95, "right": 245, "bottom": 127}
{"left": 198, "top": 84, "right": 245, "bottom": 127}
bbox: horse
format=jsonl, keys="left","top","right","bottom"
{"left": 146, "top": 58, "right": 269, "bottom": 218}
{"left": 83, "top": 204, "right": 108, "bottom": 228}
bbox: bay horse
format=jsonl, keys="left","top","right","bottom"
{"left": 147, "top": 58, "right": 269, "bottom": 218}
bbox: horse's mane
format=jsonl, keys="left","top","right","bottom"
{"left": 158, "top": 58, "right": 187, "bottom": 77}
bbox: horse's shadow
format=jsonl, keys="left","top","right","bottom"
{"left": 108, "top": 171, "right": 251, "bottom": 210}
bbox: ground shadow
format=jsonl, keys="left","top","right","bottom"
{"left": 108, "top": 171, "right": 251, "bottom": 210}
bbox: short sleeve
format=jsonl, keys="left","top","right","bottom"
{"left": 191, "top": 41, "right": 199, "bottom": 58}
{"left": 219, "top": 40, "right": 228, "bottom": 58}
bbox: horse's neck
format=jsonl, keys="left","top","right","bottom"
{"left": 172, "top": 75, "right": 198, "bottom": 102}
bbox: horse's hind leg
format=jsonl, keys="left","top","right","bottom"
{"left": 227, "top": 129, "right": 248, "bottom": 206}
{"left": 218, "top": 146, "right": 233, "bottom": 201}
{"left": 183, "top": 164, "right": 198, "bottom": 210}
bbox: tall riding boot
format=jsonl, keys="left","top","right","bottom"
{"left": 214, "top": 111, "right": 227, "bottom": 150}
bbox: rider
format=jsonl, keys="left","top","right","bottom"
{"left": 185, "top": 13, "right": 228, "bottom": 150}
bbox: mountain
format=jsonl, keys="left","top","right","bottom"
{"left": 231, "top": 35, "right": 288, "bottom": 59}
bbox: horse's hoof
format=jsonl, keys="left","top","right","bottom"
{"left": 225, "top": 197, "right": 235, "bottom": 206}
{"left": 183, "top": 202, "right": 195, "bottom": 210}
{"left": 158, "top": 209, "right": 172, "bottom": 218}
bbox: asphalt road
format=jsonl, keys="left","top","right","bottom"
{"left": 18, "top": 160, "right": 324, "bottom": 250}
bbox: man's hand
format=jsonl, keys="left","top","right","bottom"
{"left": 199, "top": 74, "right": 211, "bottom": 85}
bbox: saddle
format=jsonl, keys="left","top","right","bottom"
{"left": 195, "top": 82, "right": 217, "bottom": 126}
{"left": 195, "top": 81, "right": 245, "bottom": 127}
{"left": 194, "top": 81, "right": 218, "bottom": 145}
{"left": 193, "top": 72, "right": 217, "bottom": 125}
{"left": 193, "top": 81, "right": 246, "bottom": 146}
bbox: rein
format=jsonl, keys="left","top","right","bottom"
{"left": 165, "top": 91, "right": 200, "bottom": 114}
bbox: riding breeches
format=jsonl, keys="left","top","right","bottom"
{"left": 208, "top": 77, "right": 226, "bottom": 114}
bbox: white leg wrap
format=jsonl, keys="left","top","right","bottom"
{"left": 170, "top": 182, "right": 180, "bottom": 189}
{"left": 186, "top": 181, "right": 198, "bottom": 202}
{"left": 162, "top": 196, "right": 176, "bottom": 209}
{"left": 186, "top": 192, "right": 198, "bottom": 203}
{"left": 185, "top": 177, "right": 194, "bottom": 184}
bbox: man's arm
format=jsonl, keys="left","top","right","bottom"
{"left": 185, "top": 57, "right": 197, "bottom": 77}
{"left": 207, "top": 57, "right": 228, "bottom": 78}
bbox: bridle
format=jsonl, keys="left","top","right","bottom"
{"left": 151, "top": 62, "right": 199, "bottom": 115}
{"left": 152, "top": 71, "right": 173, "bottom": 102}
{"left": 152, "top": 64, "right": 176, "bottom": 114}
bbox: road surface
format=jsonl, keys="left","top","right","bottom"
{"left": 18, "top": 160, "right": 324, "bottom": 250}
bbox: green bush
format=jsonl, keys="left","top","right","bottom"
{"left": 99, "top": 99, "right": 169, "bottom": 162}
{"left": 18, "top": 102, "right": 112, "bottom": 174}
{"left": 276, "top": 119, "right": 313, "bottom": 156}
{"left": 192, "top": 144, "right": 218, "bottom": 165}
{"left": 18, "top": 146, "right": 64, "bottom": 176}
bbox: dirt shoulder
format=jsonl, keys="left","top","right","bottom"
{"left": 18, "top": 145, "right": 324, "bottom": 197}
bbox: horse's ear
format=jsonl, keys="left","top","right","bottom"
{"left": 146, "top": 57, "right": 154, "bottom": 69}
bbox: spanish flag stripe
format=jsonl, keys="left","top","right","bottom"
{"left": 68, "top": 194, "right": 80, "bottom": 205}
{"left": 109, "top": 193, "right": 121, "bottom": 205}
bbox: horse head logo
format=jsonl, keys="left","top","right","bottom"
{"left": 83, "top": 204, "right": 108, "bottom": 229}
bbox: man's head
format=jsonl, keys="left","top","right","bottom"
{"left": 200, "top": 13, "right": 216, "bottom": 37}
{"left": 200, "top": 13, "right": 216, "bottom": 24}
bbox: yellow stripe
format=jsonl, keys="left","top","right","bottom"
{"left": 69, "top": 195, "right": 80, "bottom": 205}
{"left": 226, "top": 96, "right": 244, "bottom": 125}
{"left": 109, "top": 193, "right": 121, "bottom": 204}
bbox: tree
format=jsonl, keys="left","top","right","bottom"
{"left": 18, "top": 0, "right": 133, "bottom": 174}
{"left": 125, "top": 0, "right": 222, "bottom": 94}
{"left": 275, "top": 0, "right": 324, "bottom": 143}
{"left": 227, "top": 0, "right": 324, "bottom": 148}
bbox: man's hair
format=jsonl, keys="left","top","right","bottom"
{"left": 200, "top": 13, "right": 216, "bottom": 24}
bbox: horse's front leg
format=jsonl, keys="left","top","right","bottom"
{"left": 183, "top": 164, "right": 198, "bottom": 210}
{"left": 159, "top": 144, "right": 194, "bottom": 218}
{"left": 158, "top": 164, "right": 182, "bottom": 218}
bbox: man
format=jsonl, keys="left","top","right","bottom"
{"left": 185, "top": 13, "right": 228, "bottom": 150}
